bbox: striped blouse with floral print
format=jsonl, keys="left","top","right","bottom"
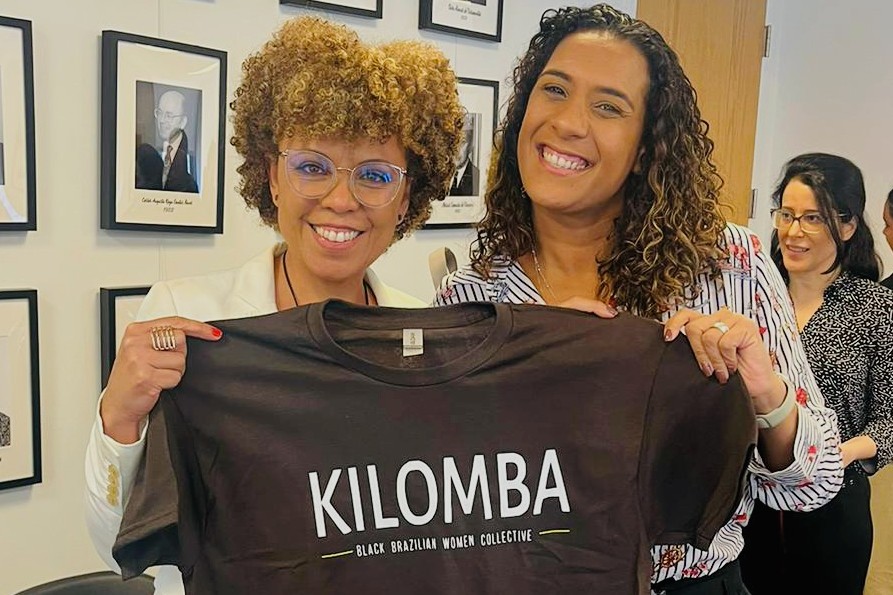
{"left": 434, "top": 223, "right": 844, "bottom": 585}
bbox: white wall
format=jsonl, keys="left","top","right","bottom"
{"left": 3, "top": 0, "right": 889, "bottom": 590}
{"left": 751, "top": 0, "right": 893, "bottom": 276}
{"left": 0, "top": 0, "right": 631, "bottom": 592}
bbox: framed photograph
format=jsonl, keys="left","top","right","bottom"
{"left": 0, "top": 16, "right": 36, "bottom": 231}
{"left": 100, "top": 31, "right": 227, "bottom": 233}
{"left": 419, "top": 0, "right": 504, "bottom": 42}
{"left": 426, "top": 78, "right": 498, "bottom": 229}
{"left": 100, "top": 286, "right": 150, "bottom": 388}
{"left": 0, "top": 289, "right": 41, "bottom": 491}
{"left": 279, "top": 0, "right": 383, "bottom": 19}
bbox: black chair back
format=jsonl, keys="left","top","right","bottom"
{"left": 15, "top": 571, "right": 154, "bottom": 595}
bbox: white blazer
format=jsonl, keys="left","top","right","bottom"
{"left": 84, "top": 243, "right": 424, "bottom": 594}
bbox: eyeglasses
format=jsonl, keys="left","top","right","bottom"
{"left": 771, "top": 208, "right": 843, "bottom": 234}
{"left": 279, "top": 149, "right": 409, "bottom": 208}
{"left": 154, "top": 109, "right": 185, "bottom": 121}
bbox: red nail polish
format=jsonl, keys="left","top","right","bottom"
{"left": 212, "top": 328, "right": 223, "bottom": 338}
{"left": 664, "top": 329, "right": 673, "bottom": 341}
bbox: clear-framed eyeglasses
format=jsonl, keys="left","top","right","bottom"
{"left": 770, "top": 208, "right": 844, "bottom": 235}
{"left": 154, "top": 109, "right": 185, "bottom": 121}
{"left": 279, "top": 149, "right": 409, "bottom": 208}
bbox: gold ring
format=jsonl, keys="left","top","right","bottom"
{"left": 710, "top": 321, "right": 730, "bottom": 335}
{"left": 150, "top": 326, "right": 177, "bottom": 351}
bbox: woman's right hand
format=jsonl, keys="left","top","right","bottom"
{"left": 100, "top": 317, "right": 222, "bottom": 444}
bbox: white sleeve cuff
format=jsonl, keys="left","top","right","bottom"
{"left": 93, "top": 393, "right": 149, "bottom": 505}
{"left": 750, "top": 401, "right": 828, "bottom": 484}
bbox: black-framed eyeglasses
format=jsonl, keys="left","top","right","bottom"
{"left": 770, "top": 208, "right": 844, "bottom": 235}
{"left": 279, "top": 149, "right": 409, "bottom": 209}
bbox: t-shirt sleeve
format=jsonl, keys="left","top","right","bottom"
{"left": 639, "top": 337, "right": 756, "bottom": 551}
{"left": 112, "top": 394, "right": 193, "bottom": 579}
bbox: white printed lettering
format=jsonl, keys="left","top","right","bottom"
{"left": 396, "top": 460, "right": 438, "bottom": 525}
{"left": 497, "top": 452, "right": 530, "bottom": 518}
{"left": 443, "top": 455, "right": 492, "bottom": 524}
{"left": 309, "top": 469, "right": 351, "bottom": 538}
{"left": 533, "top": 449, "right": 571, "bottom": 514}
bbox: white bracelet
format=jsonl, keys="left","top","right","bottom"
{"left": 755, "top": 373, "right": 797, "bottom": 430}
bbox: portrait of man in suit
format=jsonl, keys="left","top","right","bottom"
{"left": 449, "top": 112, "right": 481, "bottom": 197}
{"left": 0, "top": 411, "right": 10, "bottom": 447}
{"left": 134, "top": 84, "right": 201, "bottom": 193}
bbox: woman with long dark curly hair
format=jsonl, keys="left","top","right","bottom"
{"left": 435, "top": 5, "right": 843, "bottom": 594}
{"left": 86, "top": 16, "right": 463, "bottom": 594}
{"left": 741, "top": 153, "right": 893, "bottom": 595}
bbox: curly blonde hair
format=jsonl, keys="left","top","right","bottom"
{"left": 473, "top": 5, "right": 728, "bottom": 317}
{"left": 230, "top": 17, "right": 464, "bottom": 240}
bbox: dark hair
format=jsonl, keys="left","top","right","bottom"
{"left": 887, "top": 187, "right": 893, "bottom": 218}
{"left": 770, "top": 152, "right": 880, "bottom": 281}
{"left": 470, "top": 4, "right": 726, "bottom": 318}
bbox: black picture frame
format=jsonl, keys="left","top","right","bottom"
{"left": 419, "top": 0, "right": 504, "bottom": 42}
{"left": 279, "top": 0, "right": 383, "bottom": 19}
{"left": 100, "top": 286, "right": 150, "bottom": 388}
{"left": 0, "top": 16, "right": 37, "bottom": 231}
{"left": 425, "top": 77, "right": 499, "bottom": 229}
{"left": 100, "top": 31, "right": 227, "bottom": 234}
{"left": 0, "top": 289, "right": 41, "bottom": 491}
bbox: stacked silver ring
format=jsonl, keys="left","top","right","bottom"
{"left": 150, "top": 326, "right": 177, "bottom": 351}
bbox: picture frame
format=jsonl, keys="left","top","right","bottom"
{"left": 426, "top": 78, "right": 499, "bottom": 229}
{"left": 0, "top": 289, "right": 41, "bottom": 491}
{"left": 279, "top": 0, "right": 383, "bottom": 19}
{"left": 100, "top": 31, "right": 227, "bottom": 234}
{"left": 0, "top": 16, "right": 37, "bottom": 231}
{"left": 100, "top": 286, "right": 150, "bottom": 388}
{"left": 419, "top": 0, "right": 504, "bottom": 42}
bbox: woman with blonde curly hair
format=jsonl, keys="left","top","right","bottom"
{"left": 435, "top": 5, "right": 843, "bottom": 594}
{"left": 85, "top": 16, "right": 463, "bottom": 594}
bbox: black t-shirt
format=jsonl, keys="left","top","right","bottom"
{"left": 114, "top": 301, "right": 755, "bottom": 595}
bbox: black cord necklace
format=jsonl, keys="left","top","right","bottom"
{"left": 281, "top": 249, "right": 369, "bottom": 307}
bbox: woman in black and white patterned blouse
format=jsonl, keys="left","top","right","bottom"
{"left": 741, "top": 153, "right": 893, "bottom": 595}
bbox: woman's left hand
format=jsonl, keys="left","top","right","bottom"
{"left": 663, "top": 307, "right": 784, "bottom": 413}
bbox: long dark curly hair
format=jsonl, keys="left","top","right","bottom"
{"left": 472, "top": 4, "right": 727, "bottom": 317}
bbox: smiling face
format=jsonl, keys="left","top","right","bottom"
{"left": 269, "top": 136, "right": 409, "bottom": 290}
{"left": 516, "top": 32, "right": 648, "bottom": 220}
{"left": 777, "top": 179, "right": 855, "bottom": 278}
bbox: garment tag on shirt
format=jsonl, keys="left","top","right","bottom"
{"left": 403, "top": 328, "right": 424, "bottom": 357}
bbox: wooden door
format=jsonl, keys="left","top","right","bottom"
{"left": 636, "top": 0, "right": 767, "bottom": 224}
